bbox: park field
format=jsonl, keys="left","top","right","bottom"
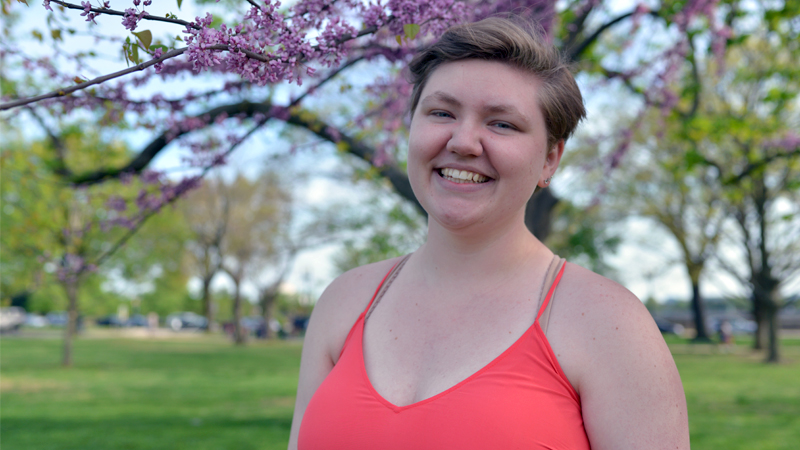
{"left": 1, "top": 334, "right": 799, "bottom": 449}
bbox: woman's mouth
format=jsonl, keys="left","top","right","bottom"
{"left": 438, "top": 168, "right": 490, "bottom": 184}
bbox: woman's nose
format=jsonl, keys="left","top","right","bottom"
{"left": 446, "top": 122, "right": 483, "bottom": 157}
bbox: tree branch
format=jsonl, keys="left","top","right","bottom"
{"left": 50, "top": 0, "right": 198, "bottom": 29}
{"left": 562, "top": 1, "right": 596, "bottom": 53}
{"left": 25, "top": 107, "right": 72, "bottom": 177}
{"left": 568, "top": 9, "right": 660, "bottom": 62}
{"left": 0, "top": 47, "right": 187, "bottom": 111}
{"left": 68, "top": 55, "right": 364, "bottom": 184}
{"left": 70, "top": 100, "right": 275, "bottom": 185}
{"left": 678, "top": 35, "right": 701, "bottom": 119}
{"left": 724, "top": 147, "right": 800, "bottom": 185}
{"left": 284, "top": 110, "right": 423, "bottom": 215}
{"left": 1, "top": 20, "right": 383, "bottom": 111}
{"left": 91, "top": 117, "right": 267, "bottom": 269}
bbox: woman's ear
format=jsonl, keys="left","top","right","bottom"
{"left": 538, "top": 140, "right": 565, "bottom": 188}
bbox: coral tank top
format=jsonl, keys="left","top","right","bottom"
{"left": 298, "top": 258, "right": 590, "bottom": 449}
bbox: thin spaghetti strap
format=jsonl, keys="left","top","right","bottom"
{"left": 364, "top": 254, "right": 411, "bottom": 320}
{"left": 536, "top": 256, "right": 559, "bottom": 314}
{"left": 536, "top": 257, "right": 566, "bottom": 334}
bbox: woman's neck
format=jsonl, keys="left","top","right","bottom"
{"left": 415, "top": 215, "right": 551, "bottom": 285}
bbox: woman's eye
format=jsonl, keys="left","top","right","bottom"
{"left": 431, "top": 111, "right": 452, "bottom": 118}
{"left": 492, "top": 122, "right": 516, "bottom": 130}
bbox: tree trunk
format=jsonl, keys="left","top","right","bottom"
{"left": 752, "top": 293, "right": 766, "bottom": 349}
{"left": 525, "top": 188, "right": 559, "bottom": 241}
{"left": 62, "top": 279, "right": 79, "bottom": 367}
{"left": 690, "top": 280, "right": 711, "bottom": 342}
{"left": 760, "top": 283, "right": 780, "bottom": 363}
{"left": 232, "top": 280, "right": 246, "bottom": 345}
{"left": 201, "top": 276, "right": 218, "bottom": 332}
{"left": 766, "top": 303, "right": 779, "bottom": 363}
{"left": 260, "top": 290, "right": 278, "bottom": 339}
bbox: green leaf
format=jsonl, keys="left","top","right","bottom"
{"left": 684, "top": 150, "right": 706, "bottom": 170}
{"left": 176, "top": 0, "right": 182, "bottom": 9}
{"left": 133, "top": 30, "right": 152, "bottom": 50}
{"left": 150, "top": 44, "right": 169, "bottom": 53}
{"left": 32, "top": 30, "right": 43, "bottom": 41}
{"left": 395, "top": 35, "right": 402, "bottom": 45}
{"left": 209, "top": 16, "right": 223, "bottom": 29}
{"left": 403, "top": 23, "right": 420, "bottom": 41}
{"left": 131, "top": 45, "right": 140, "bottom": 64}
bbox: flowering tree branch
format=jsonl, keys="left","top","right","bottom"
{"left": 0, "top": 47, "right": 187, "bottom": 111}
{"left": 47, "top": 0, "right": 199, "bottom": 29}
{"left": 91, "top": 116, "right": 269, "bottom": 269}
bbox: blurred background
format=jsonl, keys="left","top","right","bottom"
{"left": 1, "top": 0, "right": 798, "bottom": 449}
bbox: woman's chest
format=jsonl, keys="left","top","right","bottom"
{"left": 361, "top": 284, "right": 542, "bottom": 407}
{"left": 299, "top": 311, "right": 589, "bottom": 450}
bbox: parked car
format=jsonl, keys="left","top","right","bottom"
{"left": 46, "top": 311, "right": 69, "bottom": 327}
{"left": 654, "top": 318, "right": 685, "bottom": 335}
{"left": 125, "top": 314, "right": 149, "bottom": 327}
{"left": 96, "top": 314, "right": 125, "bottom": 327}
{"left": 25, "top": 313, "right": 49, "bottom": 328}
{"left": 0, "top": 307, "right": 26, "bottom": 332}
{"left": 165, "top": 312, "right": 208, "bottom": 331}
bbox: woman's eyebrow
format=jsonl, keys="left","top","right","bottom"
{"left": 483, "top": 104, "right": 521, "bottom": 115}
{"left": 421, "top": 91, "right": 461, "bottom": 107}
{"left": 483, "top": 104, "right": 530, "bottom": 126}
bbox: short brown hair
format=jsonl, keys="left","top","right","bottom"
{"left": 408, "top": 17, "right": 586, "bottom": 149}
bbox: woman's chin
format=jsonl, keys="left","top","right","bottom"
{"left": 428, "top": 205, "right": 493, "bottom": 233}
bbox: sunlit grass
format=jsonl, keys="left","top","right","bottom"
{"left": 1, "top": 336, "right": 301, "bottom": 450}
{"left": 1, "top": 333, "right": 798, "bottom": 449}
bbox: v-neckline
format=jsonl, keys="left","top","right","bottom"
{"left": 357, "top": 311, "right": 545, "bottom": 413}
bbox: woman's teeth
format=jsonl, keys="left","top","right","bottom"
{"left": 440, "top": 168, "right": 489, "bottom": 183}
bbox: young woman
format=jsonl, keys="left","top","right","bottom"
{"left": 288, "top": 17, "right": 690, "bottom": 449}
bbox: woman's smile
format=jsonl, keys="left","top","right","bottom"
{"left": 438, "top": 167, "right": 491, "bottom": 184}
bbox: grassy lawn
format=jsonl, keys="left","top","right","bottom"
{"left": 2, "top": 333, "right": 799, "bottom": 449}
{"left": 1, "top": 335, "right": 301, "bottom": 450}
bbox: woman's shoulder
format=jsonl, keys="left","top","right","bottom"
{"left": 315, "top": 256, "right": 405, "bottom": 314}
{"left": 557, "top": 262, "right": 647, "bottom": 320}
{"left": 548, "top": 262, "right": 669, "bottom": 388}
{"left": 307, "top": 256, "right": 406, "bottom": 362}
{"left": 550, "top": 265, "right": 689, "bottom": 447}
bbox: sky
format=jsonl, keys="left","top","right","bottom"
{"left": 4, "top": 0, "right": 796, "bottom": 306}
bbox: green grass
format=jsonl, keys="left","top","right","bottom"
{"left": 2, "top": 334, "right": 799, "bottom": 449}
{"left": 1, "top": 336, "right": 301, "bottom": 450}
{"left": 666, "top": 336, "right": 800, "bottom": 449}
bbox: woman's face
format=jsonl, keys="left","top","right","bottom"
{"left": 407, "top": 59, "right": 561, "bottom": 233}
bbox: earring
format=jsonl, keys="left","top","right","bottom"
{"left": 544, "top": 176, "right": 552, "bottom": 185}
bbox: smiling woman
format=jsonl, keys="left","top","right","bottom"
{"left": 288, "top": 17, "right": 690, "bottom": 450}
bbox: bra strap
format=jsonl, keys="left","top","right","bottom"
{"left": 365, "top": 254, "right": 412, "bottom": 320}
{"left": 536, "top": 256, "right": 566, "bottom": 335}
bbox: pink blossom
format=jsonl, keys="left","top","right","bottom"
{"left": 153, "top": 47, "right": 164, "bottom": 73}
{"left": 80, "top": 1, "right": 99, "bottom": 24}
{"left": 122, "top": 8, "right": 146, "bottom": 31}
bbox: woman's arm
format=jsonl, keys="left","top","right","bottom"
{"left": 287, "top": 258, "right": 400, "bottom": 450}
{"left": 286, "top": 292, "right": 336, "bottom": 450}
{"left": 549, "top": 265, "right": 690, "bottom": 449}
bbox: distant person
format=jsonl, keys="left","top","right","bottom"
{"left": 718, "top": 319, "right": 734, "bottom": 353}
{"left": 288, "top": 17, "right": 689, "bottom": 449}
